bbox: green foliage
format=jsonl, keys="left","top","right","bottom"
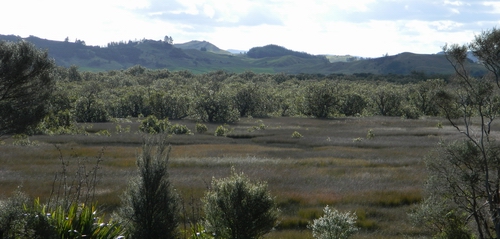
{"left": 116, "top": 135, "right": 180, "bottom": 239}
{"left": 115, "top": 88, "right": 149, "bottom": 118}
{"left": 185, "top": 223, "right": 214, "bottom": 239}
{"left": 48, "top": 202, "right": 123, "bottom": 239}
{"left": 193, "top": 80, "right": 239, "bottom": 123}
{"left": 308, "top": 205, "right": 358, "bottom": 239}
{"left": 340, "top": 93, "right": 367, "bottom": 116}
{"left": 303, "top": 81, "right": 340, "bottom": 118}
{"left": 292, "top": 131, "right": 303, "bottom": 138}
{"left": 149, "top": 91, "right": 190, "bottom": 120}
{"left": 95, "top": 129, "right": 112, "bottom": 136}
{"left": 0, "top": 40, "right": 55, "bottom": 136}
{"left": 401, "top": 105, "right": 422, "bottom": 119}
{"left": 75, "top": 98, "right": 109, "bottom": 123}
{"left": 437, "top": 121, "right": 443, "bottom": 129}
{"left": 33, "top": 109, "right": 86, "bottom": 135}
{"left": 0, "top": 190, "right": 56, "bottom": 239}
{"left": 12, "top": 134, "right": 39, "bottom": 146}
{"left": 203, "top": 168, "right": 279, "bottom": 239}
{"left": 196, "top": 123, "right": 208, "bottom": 134}
{"left": 75, "top": 82, "right": 109, "bottom": 123}
{"left": 214, "top": 125, "right": 229, "bottom": 136}
{"left": 115, "top": 124, "right": 131, "bottom": 134}
{"left": 247, "top": 44, "right": 317, "bottom": 59}
{"left": 0, "top": 191, "right": 123, "bottom": 239}
{"left": 423, "top": 140, "right": 498, "bottom": 238}
{"left": 371, "top": 83, "right": 404, "bottom": 116}
{"left": 432, "top": 29, "right": 500, "bottom": 238}
{"left": 409, "top": 196, "right": 472, "bottom": 239}
{"left": 234, "top": 83, "right": 273, "bottom": 117}
{"left": 170, "top": 123, "right": 191, "bottom": 135}
{"left": 407, "top": 79, "right": 445, "bottom": 116}
{"left": 139, "top": 115, "right": 170, "bottom": 134}
{"left": 469, "top": 27, "right": 500, "bottom": 85}
{"left": 366, "top": 129, "right": 375, "bottom": 140}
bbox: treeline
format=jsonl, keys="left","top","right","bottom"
{"left": 32, "top": 65, "right": 453, "bottom": 134}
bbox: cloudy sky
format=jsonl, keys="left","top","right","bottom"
{"left": 1, "top": 0, "right": 499, "bottom": 57}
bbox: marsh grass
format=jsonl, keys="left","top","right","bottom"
{"left": 0, "top": 116, "right": 464, "bottom": 238}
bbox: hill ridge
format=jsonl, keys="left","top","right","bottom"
{"left": 0, "top": 34, "right": 486, "bottom": 75}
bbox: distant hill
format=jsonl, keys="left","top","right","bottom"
{"left": 174, "top": 40, "right": 231, "bottom": 55}
{"left": 0, "top": 34, "right": 487, "bottom": 76}
{"left": 247, "top": 44, "right": 318, "bottom": 59}
{"left": 327, "top": 52, "right": 486, "bottom": 76}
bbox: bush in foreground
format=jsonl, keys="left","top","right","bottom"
{"left": 308, "top": 205, "right": 358, "bottom": 239}
{"left": 115, "top": 134, "right": 180, "bottom": 239}
{"left": 203, "top": 167, "right": 279, "bottom": 239}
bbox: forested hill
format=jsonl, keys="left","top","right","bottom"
{"left": 247, "top": 44, "right": 318, "bottom": 59}
{"left": 0, "top": 34, "right": 487, "bottom": 75}
{"left": 174, "top": 40, "right": 231, "bottom": 55}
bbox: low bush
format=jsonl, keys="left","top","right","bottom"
{"left": 12, "top": 134, "right": 39, "bottom": 146}
{"left": 195, "top": 123, "right": 208, "bottom": 134}
{"left": 292, "top": 131, "right": 303, "bottom": 138}
{"left": 203, "top": 168, "right": 279, "bottom": 239}
{"left": 139, "top": 115, "right": 170, "bottom": 134}
{"left": 308, "top": 205, "right": 358, "bottom": 239}
{"left": 214, "top": 125, "right": 229, "bottom": 136}
{"left": 170, "top": 123, "right": 191, "bottom": 135}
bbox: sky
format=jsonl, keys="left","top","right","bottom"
{"left": 1, "top": 0, "right": 499, "bottom": 57}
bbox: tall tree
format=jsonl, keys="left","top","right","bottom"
{"left": 0, "top": 40, "right": 55, "bottom": 136}
{"left": 424, "top": 28, "right": 500, "bottom": 238}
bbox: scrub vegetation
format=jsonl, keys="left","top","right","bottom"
{"left": 2, "top": 27, "right": 500, "bottom": 238}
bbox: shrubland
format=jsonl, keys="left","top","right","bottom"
{"left": 4, "top": 27, "right": 500, "bottom": 238}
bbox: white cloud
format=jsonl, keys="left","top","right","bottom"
{"left": 444, "top": 0, "right": 465, "bottom": 6}
{"left": 1, "top": 0, "right": 499, "bottom": 57}
{"left": 483, "top": 1, "right": 500, "bottom": 13}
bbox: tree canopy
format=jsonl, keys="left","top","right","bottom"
{"left": 0, "top": 40, "right": 55, "bottom": 136}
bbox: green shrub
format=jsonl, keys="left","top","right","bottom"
{"left": 115, "top": 134, "right": 180, "bottom": 239}
{"left": 185, "top": 223, "right": 213, "bottom": 239}
{"left": 49, "top": 202, "right": 123, "bottom": 239}
{"left": 437, "top": 121, "right": 443, "bottom": 129}
{"left": 115, "top": 124, "right": 131, "bottom": 134}
{"left": 75, "top": 98, "right": 109, "bottom": 123}
{"left": 0, "top": 191, "right": 123, "bottom": 239}
{"left": 0, "top": 190, "right": 56, "bottom": 239}
{"left": 214, "top": 125, "right": 229, "bottom": 136}
{"left": 95, "top": 129, "right": 111, "bottom": 136}
{"left": 12, "top": 134, "right": 39, "bottom": 146}
{"left": 401, "top": 105, "right": 422, "bottom": 119}
{"left": 366, "top": 129, "right": 375, "bottom": 139}
{"left": 292, "top": 131, "right": 303, "bottom": 138}
{"left": 139, "top": 115, "right": 170, "bottom": 134}
{"left": 196, "top": 123, "right": 208, "bottom": 134}
{"left": 203, "top": 167, "right": 279, "bottom": 239}
{"left": 170, "top": 123, "right": 191, "bottom": 135}
{"left": 308, "top": 205, "right": 358, "bottom": 239}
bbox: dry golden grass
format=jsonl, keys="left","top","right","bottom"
{"left": 0, "top": 116, "right": 464, "bottom": 238}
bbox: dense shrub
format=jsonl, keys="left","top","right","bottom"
{"left": 116, "top": 135, "right": 180, "bottom": 239}
{"left": 170, "top": 123, "right": 191, "bottom": 135}
{"left": 308, "top": 206, "right": 358, "bottom": 239}
{"left": 0, "top": 191, "right": 56, "bottom": 239}
{"left": 139, "top": 115, "right": 170, "bottom": 134}
{"left": 203, "top": 168, "right": 279, "bottom": 239}
{"left": 75, "top": 97, "right": 109, "bottom": 122}
{"left": 196, "top": 123, "right": 208, "bottom": 134}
